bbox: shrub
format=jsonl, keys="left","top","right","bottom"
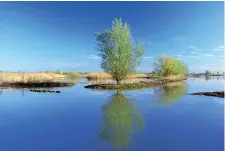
{"left": 153, "top": 55, "right": 188, "bottom": 76}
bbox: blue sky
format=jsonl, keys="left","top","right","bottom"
{"left": 0, "top": 2, "right": 224, "bottom": 73}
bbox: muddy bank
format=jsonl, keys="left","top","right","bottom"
{"left": 191, "top": 91, "right": 224, "bottom": 98}
{"left": 0, "top": 82, "right": 75, "bottom": 88}
{"left": 85, "top": 77, "right": 187, "bottom": 90}
{"left": 30, "top": 89, "right": 60, "bottom": 93}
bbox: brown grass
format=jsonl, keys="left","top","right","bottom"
{"left": 86, "top": 72, "right": 150, "bottom": 79}
{"left": 0, "top": 72, "right": 67, "bottom": 84}
{"left": 87, "top": 72, "right": 112, "bottom": 79}
{"left": 87, "top": 79, "right": 113, "bottom": 85}
{"left": 159, "top": 75, "right": 186, "bottom": 82}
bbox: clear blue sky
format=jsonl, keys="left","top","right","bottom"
{"left": 0, "top": 2, "right": 224, "bottom": 73}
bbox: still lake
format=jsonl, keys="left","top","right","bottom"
{"left": 0, "top": 77, "right": 224, "bottom": 151}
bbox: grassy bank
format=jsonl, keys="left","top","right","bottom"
{"left": 85, "top": 75, "right": 187, "bottom": 90}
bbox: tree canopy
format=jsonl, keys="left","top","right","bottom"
{"left": 153, "top": 55, "right": 188, "bottom": 76}
{"left": 95, "top": 18, "right": 145, "bottom": 84}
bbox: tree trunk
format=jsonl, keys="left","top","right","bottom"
{"left": 116, "top": 79, "right": 121, "bottom": 85}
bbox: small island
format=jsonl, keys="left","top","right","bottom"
{"left": 85, "top": 75, "right": 187, "bottom": 90}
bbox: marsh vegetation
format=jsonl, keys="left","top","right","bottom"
{"left": 0, "top": 72, "right": 75, "bottom": 88}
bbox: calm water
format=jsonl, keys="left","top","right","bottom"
{"left": 0, "top": 77, "right": 224, "bottom": 151}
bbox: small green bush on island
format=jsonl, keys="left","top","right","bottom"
{"left": 153, "top": 55, "right": 188, "bottom": 77}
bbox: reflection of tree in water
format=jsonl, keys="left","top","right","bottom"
{"left": 0, "top": 89, "right": 3, "bottom": 97}
{"left": 205, "top": 76, "right": 212, "bottom": 81}
{"left": 99, "top": 91, "right": 145, "bottom": 150}
{"left": 154, "top": 82, "right": 188, "bottom": 106}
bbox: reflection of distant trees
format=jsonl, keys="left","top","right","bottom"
{"left": 205, "top": 76, "right": 225, "bottom": 81}
{"left": 154, "top": 82, "right": 188, "bottom": 106}
{"left": 205, "top": 76, "right": 212, "bottom": 81}
{"left": 99, "top": 91, "right": 145, "bottom": 150}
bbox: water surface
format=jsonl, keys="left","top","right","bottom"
{"left": 0, "top": 77, "right": 224, "bottom": 151}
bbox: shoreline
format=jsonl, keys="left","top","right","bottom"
{"left": 0, "top": 82, "right": 75, "bottom": 89}
{"left": 190, "top": 91, "right": 224, "bottom": 98}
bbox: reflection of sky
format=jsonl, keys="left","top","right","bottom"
{"left": 187, "top": 77, "right": 224, "bottom": 93}
{"left": 0, "top": 77, "right": 223, "bottom": 151}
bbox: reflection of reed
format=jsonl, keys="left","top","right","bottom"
{"left": 0, "top": 88, "right": 20, "bottom": 97}
{"left": 99, "top": 91, "right": 145, "bottom": 150}
{"left": 205, "top": 76, "right": 225, "bottom": 81}
{"left": 0, "top": 87, "right": 59, "bottom": 97}
{"left": 154, "top": 81, "right": 188, "bottom": 106}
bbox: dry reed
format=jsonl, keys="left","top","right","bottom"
{"left": 87, "top": 72, "right": 149, "bottom": 79}
{"left": 0, "top": 72, "right": 66, "bottom": 84}
{"left": 159, "top": 75, "right": 186, "bottom": 81}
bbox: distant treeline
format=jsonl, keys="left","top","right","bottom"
{"left": 187, "top": 70, "right": 225, "bottom": 77}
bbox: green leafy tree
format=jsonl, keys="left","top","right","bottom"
{"left": 95, "top": 18, "right": 146, "bottom": 84}
{"left": 153, "top": 55, "right": 188, "bottom": 76}
{"left": 99, "top": 91, "right": 145, "bottom": 150}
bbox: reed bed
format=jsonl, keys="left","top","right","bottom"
{"left": 0, "top": 72, "right": 66, "bottom": 84}
{"left": 159, "top": 75, "right": 186, "bottom": 82}
{"left": 87, "top": 72, "right": 150, "bottom": 79}
{"left": 88, "top": 79, "right": 113, "bottom": 85}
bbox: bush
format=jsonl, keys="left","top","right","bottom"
{"left": 153, "top": 55, "right": 188, "bottom": 76}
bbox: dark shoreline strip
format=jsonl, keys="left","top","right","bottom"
{"left": 30, "top": 89, "right": 60, "bottom": 93}
{"left": 84, "top": 78, "right": 187, "bottom": 90}
{"left": 191, "top": 91, "right": 224, "bottom": 98}
{"left": 0, "top": 82, "right": 75, "bottom": 88}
